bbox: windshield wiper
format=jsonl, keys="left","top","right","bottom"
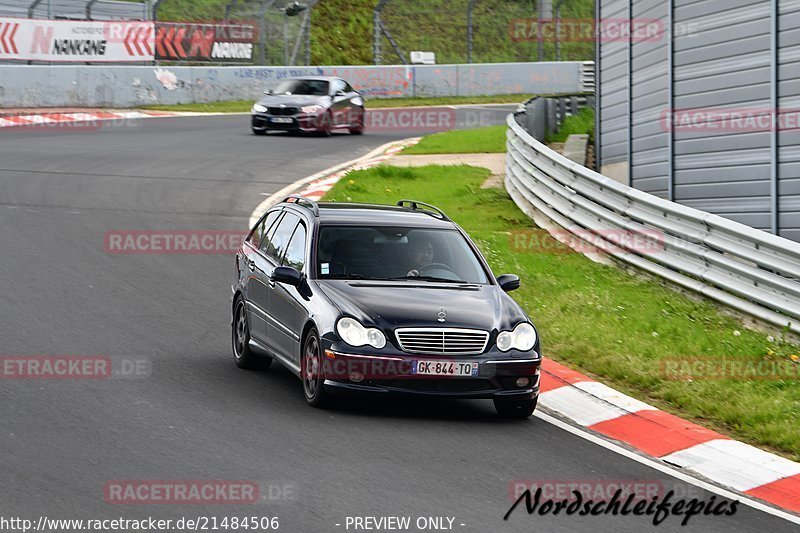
{"left": 324, "top": 274, "right": 380, "bottom": 280}
{"left": 383, "top": 275, "right": 470, "bottom": 284}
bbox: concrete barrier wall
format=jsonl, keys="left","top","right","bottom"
{"left": 0, "top": 62, "right": 587, "bottom": 108}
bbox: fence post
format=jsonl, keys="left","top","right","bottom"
{"left": 467, "top": 0, "right": 475, "bottom": 63}
{"left": 373, "top": 0, "right": 390, "bottom": 65}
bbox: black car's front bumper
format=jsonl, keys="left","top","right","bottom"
{"left": 319, "top": 348, "right": 541, "bottom": 400}
{"left": 251, "top": 113, "right": 323, "bottom": 132}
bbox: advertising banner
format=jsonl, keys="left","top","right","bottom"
{"left": 0, "top": 17, "right": 154, "bottom": 62}
{"left": 154, "top": 22, "right": 257, "bottom": 62}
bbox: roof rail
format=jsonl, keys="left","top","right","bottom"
{"left": 396, "top": 199, "right": 451, "bottom": 221}
{"left": 282, "top": 195, "right": 319, "bottom": 216}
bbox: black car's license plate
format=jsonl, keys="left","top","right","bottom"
{"left": 412, "top": 360, "right": 479, "bottom": 376}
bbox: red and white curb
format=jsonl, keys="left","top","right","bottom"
{"left": 297, "top": 139, "right": 420, "bottom": 201}
{"left": 539, "top": 358, "right": 800, "bottom": 514}
{"left": 0, "top": 109, "right": 197, "bottom": 128}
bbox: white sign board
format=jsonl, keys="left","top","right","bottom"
{"left": 0, "top": 17, "right": 154, "bottom": 62}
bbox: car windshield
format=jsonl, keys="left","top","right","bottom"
{"left": 272, "top": 79, "right": 329, "bottom": 96}
{"left": 316, "top": 226, "right": 490, "bottom": 284}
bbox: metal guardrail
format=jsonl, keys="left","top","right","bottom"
{"left": 505, "top": 113, "right": 800, "bottom": 334}
{"left": 515, "top": 94, "right": 593, "bottom": 143}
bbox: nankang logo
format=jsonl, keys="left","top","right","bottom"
{"left": 52, "top": 39, "right": 107, "bottom": 56}
{"left": 436, "top": 307, "right": 447, "bottom": 323}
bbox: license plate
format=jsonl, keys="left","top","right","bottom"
{"left": 270, "top": 117, "right": 293, "bottom": 123}
{"left": 412, "top": 360, "right": 479, "bottom": 377}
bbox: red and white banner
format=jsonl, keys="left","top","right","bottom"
{"left": 0, "top": 17, "right": 154, "bottom": 62}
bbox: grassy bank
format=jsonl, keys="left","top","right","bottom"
{"left": 321, "top": 163, "right": 800, "bottom": 460}
{"left": 402, "top": 124, "right": 507, "bottom": 154}
{"left": 142, "top": 94, "right": 529, "bottom": 114}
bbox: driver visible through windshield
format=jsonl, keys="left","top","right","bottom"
{"left": 316, "top": 226, "right": 490, "bottom": 284}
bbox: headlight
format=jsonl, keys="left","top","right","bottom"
{"left": 336, "top": 317, "right": 386, "bottom": 349}
{"left": 301, "top": 105, "right": 324, "bottom": 114}
{"left": 252, "top": 104, "right": 267, "bottom": 113}
{"left": 496, "top": 322, "right": 537, "bottom": 352}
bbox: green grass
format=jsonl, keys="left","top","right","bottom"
{"left": 402, "top": 125, "right": 508, "bottom": 154}
{"left": 321, "top": 164, "right": 800, "bottom": 460}
{"left": 141, "top": 94, "right": 530, "bottom": 113}
{"left": 547, "top": 106, "right": 595, "bottom": 143}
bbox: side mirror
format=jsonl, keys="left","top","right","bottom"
{"left": 497, "top": 274, "right": 521, "bottom": 292}
{"left": 334, "top": 90, "right": 346, "bottom": 97}
{"left": 264, "top": 89, "right": 272, "bottom": 95}
{"left": 272, "top": 266, "right": 302, "bottom": 286}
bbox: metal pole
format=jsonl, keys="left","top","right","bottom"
{"left": 555, "top": 0, "right": 565, "bottom": 61}
{"left": 258, "top": 0, "right": 273, "bottom": 65}
{"left": 627, "top": 0, "right": 632, "bottom": 187}
{"left": 537, "top": 0, "right": 542, "bottom": 61}
{"left": 283, "top": 10, "right": 289, "bottom": 65}
{"left": 555, "top": 8, "right": 560, "bottom": 61}
{"left": 467, "top": 0, "right": 475, "bottom": 64}
{"left": 86, "top": 0, "right": 98, "bottom": 20}
{"left": 770, "top": 0, "right": 779, "bottom": 234}
{"left": 289, "top": 9, "right": 310, "bottom": 66}
{"left": 373, "top": 0, "right": 390, "bottom": 65}
{"left": 667, "top": 0, "right": 674, "bottom": 200}
{"left": 153, "top": 0, "right": 164, "bottom": 20}
{"left": 594, "top": 0, "right": 601, "bottom": 171}
{"left": 305, "top": 7, "right": 312, "bottom": 65}
{"left": 225, "top": 0, "right": 238, "bottom": 21}
{"left": 373, "top": 6, "right": 382, "bottom": 64}
{"left": 28, "top": 0, "right": 44, "bottom": 18}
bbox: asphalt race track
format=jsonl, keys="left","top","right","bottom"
{"left": 0, "top": 109, "right": 795, "bottom": 533}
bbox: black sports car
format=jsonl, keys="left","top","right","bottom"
{"left": 231, "top": 196, "right": 541, "bottom": 418}
{"left": 250, "top": 76, "right": 365, "bottom": 136}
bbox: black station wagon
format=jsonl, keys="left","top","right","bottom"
{"left": 231, "top": 196, "right": 541, "bottom": 418}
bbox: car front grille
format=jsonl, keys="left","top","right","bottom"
{"left": 268, "top": 107, "right": 298, "bottom": 116}
{"left": 395, "top": 328, "right": 490, "bottom": 355}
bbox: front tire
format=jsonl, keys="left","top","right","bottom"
{"left": 232, "top": 297, "right": 271, "bottom": 370}
{"left": 318, "top": 112, "right": 333, "bottom": 137}
{"left": 349, "top": 109, "right": 365, "bottom": 135}
{"left": 302, "top": 329, "right": 332, "bottom": 408}
{"left": 494, "top": 397, "right": 537, "bottom": 419}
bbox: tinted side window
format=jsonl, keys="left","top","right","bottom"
{"left": 283, "top": 222, "right": 307, "bottom": 271}
{"left": 259, "top": 212, "right": 284, "bottom": 253}
{"left": 249, "top": 210, "right": 280, "bottom": 247}
{"left": 265, "top": 213, "right": 299, "bottom": 262}
{"left": 332, "top": 79, "right": 346, "bottom": 94}
{"left": 343, "top": 82, "right": 354, "bottom": 92}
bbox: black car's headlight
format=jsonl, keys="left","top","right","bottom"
{"left": 252, "top": 104, "right": 268, "bottom": 113}
{"left": 496, "top": 323, "right": 537, "bottom": 352}
{"left": 336, "top": 317, "right": 386, "bottom": 349}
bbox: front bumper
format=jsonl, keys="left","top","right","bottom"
{"left": 251, "top": 113, "right": 323, "bottom": 132}
{"left": 319, "top": 348, "right": 541, "bottom": 400}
